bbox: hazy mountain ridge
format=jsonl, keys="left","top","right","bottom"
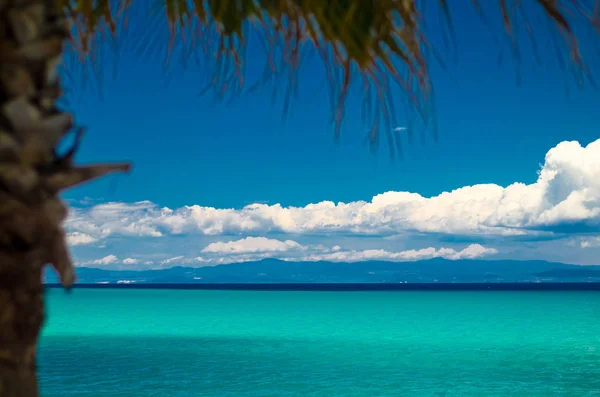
{"left": 43, "top": 258, "right": 600, "bottom": 284}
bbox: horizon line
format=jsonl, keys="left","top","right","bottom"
{"left": 44, "top": 283, "right": 600, "bottom": 291}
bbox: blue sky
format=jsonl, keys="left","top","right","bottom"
{"left": 61, "top": 3, "right": 600, "bottom": 268}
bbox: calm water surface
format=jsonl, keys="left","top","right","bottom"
{"left": 40, "top": 289, "right": 600, "bottom": 396}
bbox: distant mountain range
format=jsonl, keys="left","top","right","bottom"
{"left": 43, "top": 258, "right": 600, "bottom": 284}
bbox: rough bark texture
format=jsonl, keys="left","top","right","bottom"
{"left": 0, "top": 1, "right": 128, "bottom": 395}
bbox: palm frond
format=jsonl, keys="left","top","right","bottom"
{"left": 56, "top": 0, "right": 600, "bottom": 153}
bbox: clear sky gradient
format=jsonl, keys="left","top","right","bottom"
{"left": 61, "top": 2, "right": 600, "bottom": 268}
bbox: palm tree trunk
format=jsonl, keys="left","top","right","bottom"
{"left": 0, "top": 274, "right": 44, "bottom": 397}
{"left": 0, "top": 2, "right": 129, "bottom": 395}
{"left": 0, "top": 1, "right": 72, "bottom": 396}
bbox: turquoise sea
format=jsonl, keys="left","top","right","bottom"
{"left": 40, "top": 289, "right": 600, "bottom": 396}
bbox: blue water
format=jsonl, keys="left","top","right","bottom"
{"left": 40, "top": 289, "right": 600, "bottom": 396}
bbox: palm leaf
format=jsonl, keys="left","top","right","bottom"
{"left": 57, "top": 0, "right": 600, "bottom": 153}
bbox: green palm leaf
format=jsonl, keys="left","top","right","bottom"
{"left": 56, "top": 0, "right": 599, "bottom": 150}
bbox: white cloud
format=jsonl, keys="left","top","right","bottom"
{"left": 160, "top": 256, "right": 184, "bottom": 265}
{"left": 193, "top": 243, "right": 497, "bottom": 265}
{"left": 580, "top": 236, "right": 600, "bottom": 248}
{"left": 323, "top": 244, "right": 496, "bottom": 262}
{"left": 81, "top": 255, "right": 118, "bottom": 266}
{"left": 75, "top": 240, "right": 497, "bottom": 268}
{"left": 194, "top": 253, "right": 282, "bottom": 266}
{"left": 300, "top": 244, "right": 497, "bottom": 262}
{"left": 201, "top": 237, "right": 304, "bottom": 254}
{"left": 194, "top": 237, "right": 308, "bottom": 266}
{"left": 66, "top": 201, "right": 163, "bottom": 241}
{"left": 65, "top": 139, "right": 600, "bottom": 240}
{"left": 66, "top": 232, "right": 97, "bottom": 246}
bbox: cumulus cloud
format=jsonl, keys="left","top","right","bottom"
{"left": 195, "top": 238, "right": 497, "bottom": 265}
{"left": 65, "top": 139, "right": 600, "bottom": 240}
{"left": 193, "top": 253, "right": 283, "bottom": 266}
{"left": 66, "top": 201, "right": 163, "bottom": 240}
{"left": 193, "top": 242, "right": 497, "bottom": 265}
{"left": 81, "top": 255, "right": 118, "bottom": 266}
{"left": 300, "top": 244, "right": 497, "bottom": 262}
{"left": 77, "top": 239, "right": 497, "bottom": 268}
{"left": 195, "top": 237, "right": 309, "bottom": 265}
{"left": 66, "top": 232, "right": 97, "bottom": 246}
{"left": 201, "top": 237, "right": 304, "bottom": 254}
